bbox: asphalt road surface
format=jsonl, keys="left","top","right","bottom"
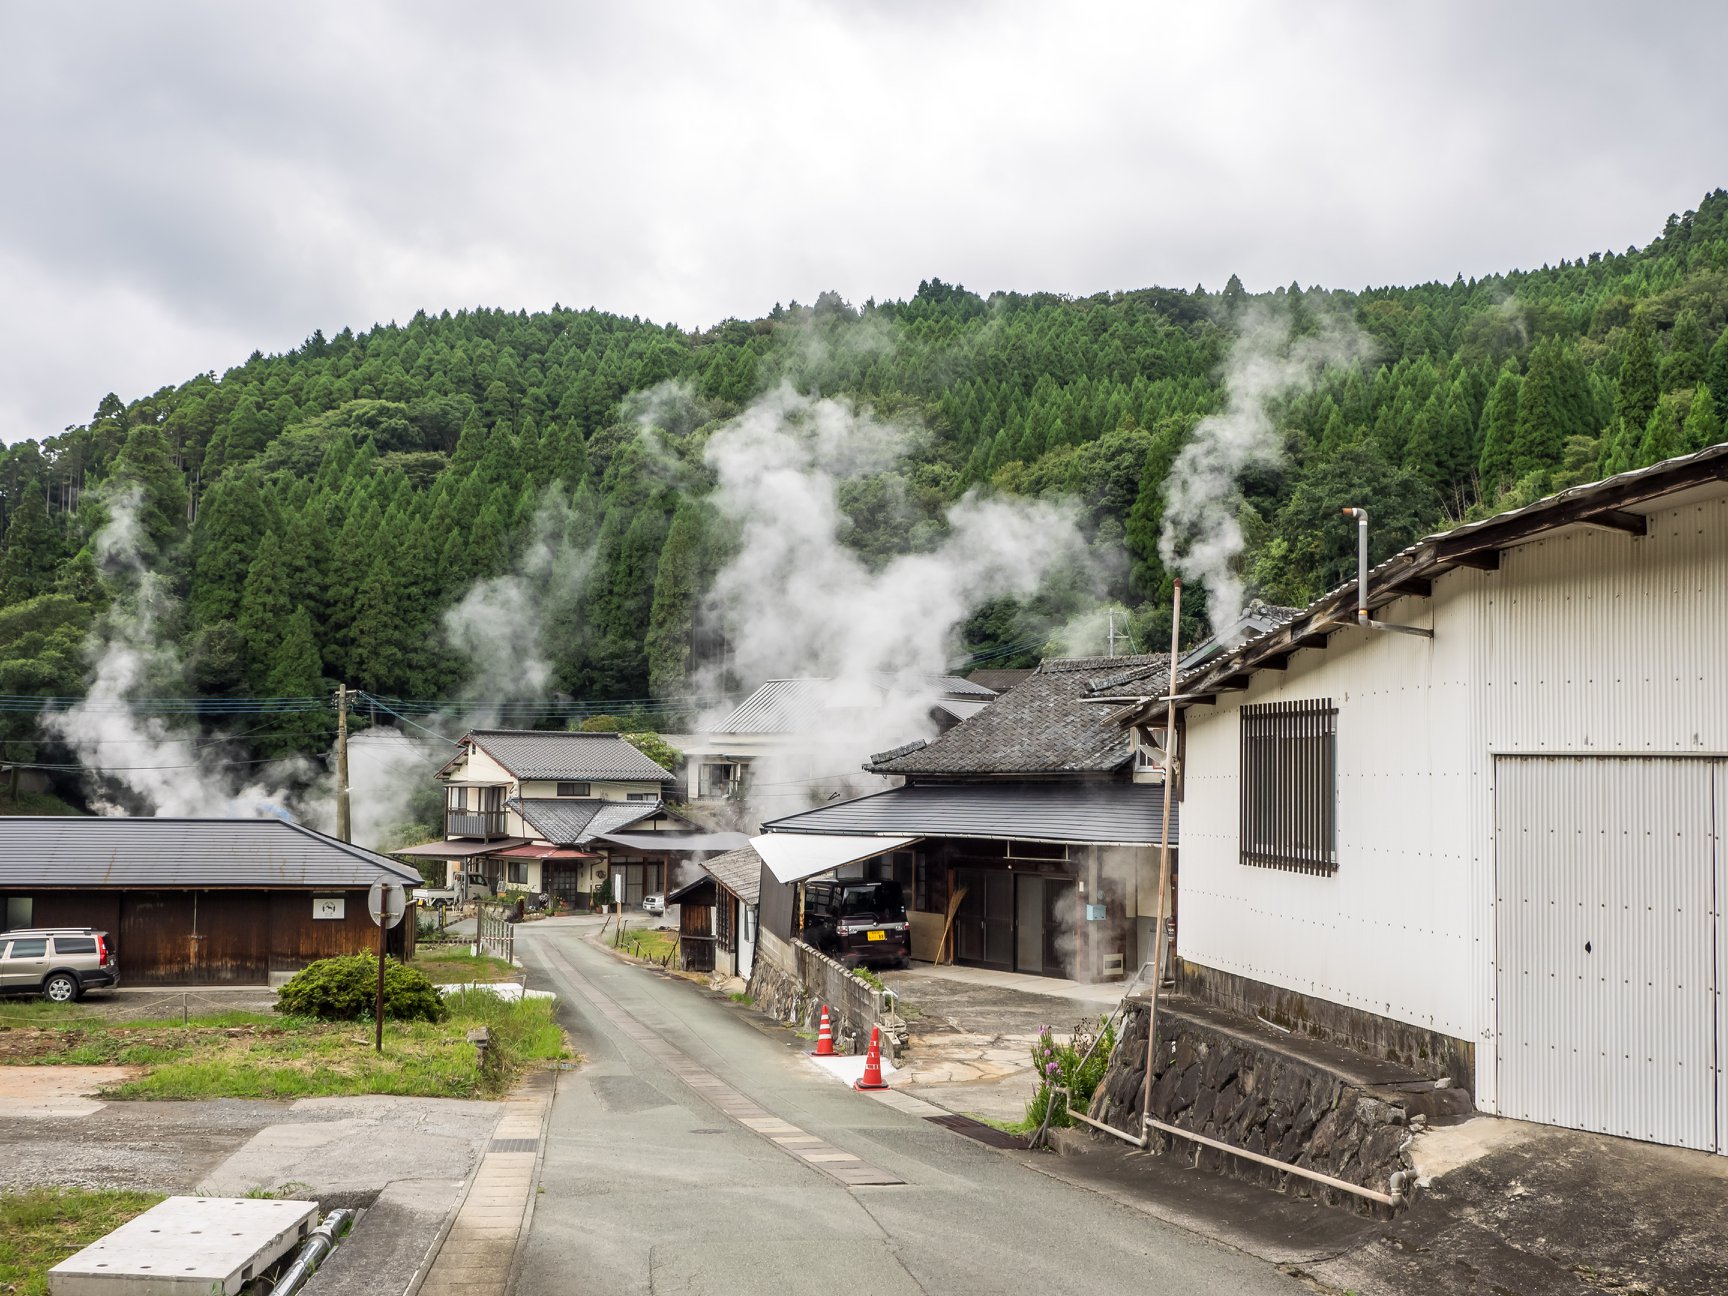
{"left": 514, "top": 921, "right": 1298, "bottom": 1296}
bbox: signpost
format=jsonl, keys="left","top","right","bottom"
{"left": 367, "top": 881, "right": 406, "bottom": 1054}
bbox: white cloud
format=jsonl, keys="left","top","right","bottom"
{"left": 1, "top": 0, "right": 1723, "bottom": 443}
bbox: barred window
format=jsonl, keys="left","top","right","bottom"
{"left": 1240, "top": 699, "right": 1337, "bottom": 875}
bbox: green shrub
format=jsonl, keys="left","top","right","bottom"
{"left": 275, "top": 954, "right": 447, "bottom": 1023}
{"left": 1026, "top": 1016, "right": 1116, "bottom": 1130}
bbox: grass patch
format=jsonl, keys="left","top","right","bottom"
{"left": 0, "top": 789, "right": 85, "bottom": 817}
{"left": 410, "top": 949, "right": 520, "bottom": 985}
{"left": 0, "top": 997, "right": 570, "bottom": 1100}
{"left": 0, "top": 1187, "right": 163, "bottom": 1296}
{"left": 612, "top": 924, "right": 679, "bottom": 963}
{"left": 727, "top": 992, "right": 754, "bottom": 1005}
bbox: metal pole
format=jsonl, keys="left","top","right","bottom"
{"left": 336, "top": 684, "right": 351, "bottom": 843}
{"left": 1138, "top": 579, "right": 1182, "bottom": 1126}
{"left": 374, "top": 909, "right": 387, "bottom": 1054}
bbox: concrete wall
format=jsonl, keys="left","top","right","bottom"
{"left": 1176, "top": 489, "right": 1728, "bottom": 1108}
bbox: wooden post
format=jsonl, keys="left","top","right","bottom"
{"left": 374, "top": 905, "right": 387, "bottom": 1054}
{"left": 1140, "top": 579, "right": 1182, "bottom": 1125}
{"left": 336, "top": 684, "right": 351, "bottom": 843}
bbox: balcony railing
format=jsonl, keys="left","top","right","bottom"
{"left": 446, "top": 809, "right": 509, "bottom": 839}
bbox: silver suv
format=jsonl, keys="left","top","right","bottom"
{"left": 0, "top": 928, "right": 120, "bottom": 1002}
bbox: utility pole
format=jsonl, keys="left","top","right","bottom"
{"left": 336, "top": 684, "right": 351, "bottom": 843}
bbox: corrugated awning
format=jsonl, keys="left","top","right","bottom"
{"left": 597, "top": 830, "right": 752, "bottom": 854}
{"left": 393, "top": 838, "right": 529, "bottom": 859}
{"left": 751, "top": 832, "right": 920, "bottom": 885}
{"left": 489, "top": 844, "right": 597, "bottom": 861}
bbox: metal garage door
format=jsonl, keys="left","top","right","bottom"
{"left": 1495, "top": 756, "right": 1720, "bottom": 1152}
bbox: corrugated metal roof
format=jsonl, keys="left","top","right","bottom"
{"left": 699, "top": 846, "right": 762, "bottom": 904}
{"left": 762, "top": 781, "right": 1178, "bottom": 847}
{"left": 510, "top": 798, "right": 659, "bottom": 845}
{"left": 458, "top": 730, "right": 676, "bottom": 782}
{"left": 706, "top": 675, "right": 995, "bottom": 735}
{"left": 0, "top": 817, "right": 422, "bottom": 888}
{"left": 1120, "top": 440, "right": 1728, "bottom": 722}
{"left": 868, "top": 655, "right": 1167, "bottom": 776}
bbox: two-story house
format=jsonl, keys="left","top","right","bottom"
{"left": 667, "top": 675, "right": 997, "bottom": 820}
{"left": 397, "top": 729, "right": 738, "bottom": 908}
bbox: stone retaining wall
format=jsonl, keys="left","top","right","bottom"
{"left": 747, "top": 934, "right": 905, "bottom": 1061}
{"left": 1091, "top": 1001, "right": 1472, "bottom": 1214}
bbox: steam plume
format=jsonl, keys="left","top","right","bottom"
{"left": 44, "top": 485, "right": 315, "bottom": 819}
{"left": 1160, "top": 302, "right": 1371, "bottom": 631}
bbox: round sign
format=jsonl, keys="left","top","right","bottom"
{"left": 367, "top": 880, "right": 407, "bottom": 929}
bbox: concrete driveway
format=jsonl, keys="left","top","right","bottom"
{"left": 878, "top": 964, "right": 1129, "bottom": 1123}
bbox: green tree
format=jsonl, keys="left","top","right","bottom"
{"left": 259, "top": 607, "right": 332, "bottom": 758}
{"left": 236, "top": 532, "right": 294, "bottom": 690}
{"left": 111, "top": 425, "right": 190, "bottom": 555}
{"left": 188, "top": 474, "right": 269, "bottom": 627}
{"left": 1476, "top": 362, "right": 1522, "bottom": 497}
{"left": 645, "top": 499, "right": 723, "bottom": 697}
{"left": 1681, "top": 385, "right": 1720, "bottom": 453}
{"left": 1510, "top": 339, "right": 1593, "bottom": 486}
{"left": 0, "top": 492, "right": 63, "bottom": 603}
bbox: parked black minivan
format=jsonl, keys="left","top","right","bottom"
{"left": 800, "top": 879, "right": 910, "bottom": 969}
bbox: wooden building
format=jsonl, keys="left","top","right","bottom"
{"left": 0, "top": 817, "right": 422, "bottom": 985}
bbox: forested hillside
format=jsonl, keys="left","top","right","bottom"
{"left": 2, "top": 191, "right": 1727, "bottom": 783}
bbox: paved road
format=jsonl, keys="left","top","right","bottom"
{"left": 514, "top": 922, "right": 1298, "bottom": 1296}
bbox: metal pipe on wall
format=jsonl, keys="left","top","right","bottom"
{"left": 1141, "top": 1117, "right": 1406, "bottom": 1208}
{"left": 1137, "top": 578, "right": 1183, "bottom": 1124}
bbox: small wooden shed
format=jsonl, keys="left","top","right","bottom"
{"left": 0, "top": 817, "right": 422, "bottom": 985}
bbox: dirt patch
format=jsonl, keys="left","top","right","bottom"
{"left": 0, "top": 1023, "right": 294, "bottom": 1064}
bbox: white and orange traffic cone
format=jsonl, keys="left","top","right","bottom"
{"left": 810, "top": 1004, "right": 836, "bottom": 1057}
{"left": 853, "top": 1025, "right": 889, "bottom": 1091}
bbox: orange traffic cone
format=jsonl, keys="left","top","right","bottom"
{"left": 810, "top": 1004, "right": 836, "bottom": 1057}
{"left": 853, "top": 1025, "right": 889, "bottom": 1091}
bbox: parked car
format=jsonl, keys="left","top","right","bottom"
{"left": 800, "top": 879, "right": 910, "bottom": 970}
{"left": 0, "top": 928, "right": 120, "bottom": 1002}
{"left": 641, "top": 893, "right": 665, "bottom": 916}
{"left": 417, "top": 870, "right": 493, "bottom": 910}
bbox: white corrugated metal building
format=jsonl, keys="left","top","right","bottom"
{"left": 1124, "top": 444, "right": 1728, "bottom": 1154}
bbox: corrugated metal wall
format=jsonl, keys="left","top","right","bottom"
{"left": 1494, "top": 756, "right": 1719, "bottom": 1151}
{"left": 1179, "top": 486, "right": 1728, "bottom": 1142}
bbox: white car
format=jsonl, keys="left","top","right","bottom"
{"left": 641, "top": 893, "right": 665, "bottom": 916}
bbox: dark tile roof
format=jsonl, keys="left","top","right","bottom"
{"left": 866, "top": 654, "right": 1168, "bottom": 776}
{"left": 965, "top": 669, "right": 1034, "bottom": 693}
{"left": 455, "top": 730, "right": 675, "bottom": 783}
{"left": 510, "top": 798, "right": 660, "bottom": 845}
{"left": 0, "top": 817, "right": 421, "bottom": 890}
{"left": 706, "top": 675, "right": 994, "bottom": 735}
{"left": 762, "top": 781, "right": 1177, "bottom": 847}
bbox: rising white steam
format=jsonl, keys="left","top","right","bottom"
{"left": 442, "top": 485, "right": 594, "bottom": 724}
{"left": 343, "top": 485, "right": 598, "bottom": 852}
{"left": 44, "top": 484, "right": 316, "bottom": 819}
{"left": 1160, "top": 303, "right": 1371, "bottom": 631}
{"left": 696, "top": 384, "right": 1097, "bottom": 816}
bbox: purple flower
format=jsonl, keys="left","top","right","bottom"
{"left": 1045, "top": 1061, "right": 1059, "bottom": 1075}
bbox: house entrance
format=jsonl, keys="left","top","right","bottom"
{"left": 1494, "top": 756, "right": 1723, "bottom": 1153}
{"left": 954, "top": 867, "right": 1073, "bottom": 977}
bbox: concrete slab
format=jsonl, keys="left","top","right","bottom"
{"left": 0, "top": 1066, "right": 139, "bottom": 1119}
{"left": 803, "top": 1052, "right": 899, "bottom": 1088}
{"left": 50, "top": 1197, "right": 318, "bottom": 1296}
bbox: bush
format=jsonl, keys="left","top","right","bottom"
{"left": 276, "top": 954, "right": 447, "bottom": 1023}
{"left": 1026, "top": 1016, "right": 1116, "bottom": 1130}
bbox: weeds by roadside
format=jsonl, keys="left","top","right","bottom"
{"left": 0, "top": 1187, "right": 162, "bottom": 1296}
{"left": 1025, "top": 1017, "right": 1115, "bottom": 1131}
{"left": 0, "top": 993, "right": 571, "bottom": 1100}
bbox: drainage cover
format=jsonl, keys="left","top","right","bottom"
{"left": 51, "top": 1197, "right": 319, "bottom": 1296}
{"left": 489, "top": 1138, "right": 540, "bottom": 1153}
{"left": 925, "top": 1113, "right": 1029, "bottom": 1150}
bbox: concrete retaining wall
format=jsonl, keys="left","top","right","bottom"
{"left": 1091, "top": 1000, "right": 1472, "bottom": 1214}
{"left": 748, "top": 932, "right": 904, "bottom": 1061}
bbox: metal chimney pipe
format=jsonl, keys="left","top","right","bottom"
{"left": 1343, "top": 507, "right": 1369, "bottom": 626}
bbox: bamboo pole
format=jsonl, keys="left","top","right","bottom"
{"left": 1138, "top": 579, "right": 1182, "bottom": 1125}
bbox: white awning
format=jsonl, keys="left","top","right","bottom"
{"left": 751, "top": 832, "right": 920, "bottom": 885}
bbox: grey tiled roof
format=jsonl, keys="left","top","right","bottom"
{"left": 706, "top": 675, "right": 994, "bottom": 735}
{"left": 965, "top": 669, "right": 1034, "bottom": 692}
{"left": 762, "top": 782, "right": 1177, "bottom": 847}
{"left": 0, "top": 817, "right": 421, "bottom": 889}
{"left": 699, "top": 846, "right": 763, "bottom": 904}
{"left": 867, "top": 655, "right": 1167, "bottom": 776}
{"left": 510, "top": 798, "right": 659, "bottom": 845}
{"left": 458, "top": 730, "right": 675, "bottom": 782}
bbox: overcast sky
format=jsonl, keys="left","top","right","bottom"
{"left": 2, "top": 1, "right": 1724, "bottom": 445}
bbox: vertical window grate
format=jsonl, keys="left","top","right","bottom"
{"left": 1239, "top": 698, "right": 1338, "bottom": 875}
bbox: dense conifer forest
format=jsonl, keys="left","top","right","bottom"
{"left": 2, "top": 191, "right": 1726, "bottom": 784}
